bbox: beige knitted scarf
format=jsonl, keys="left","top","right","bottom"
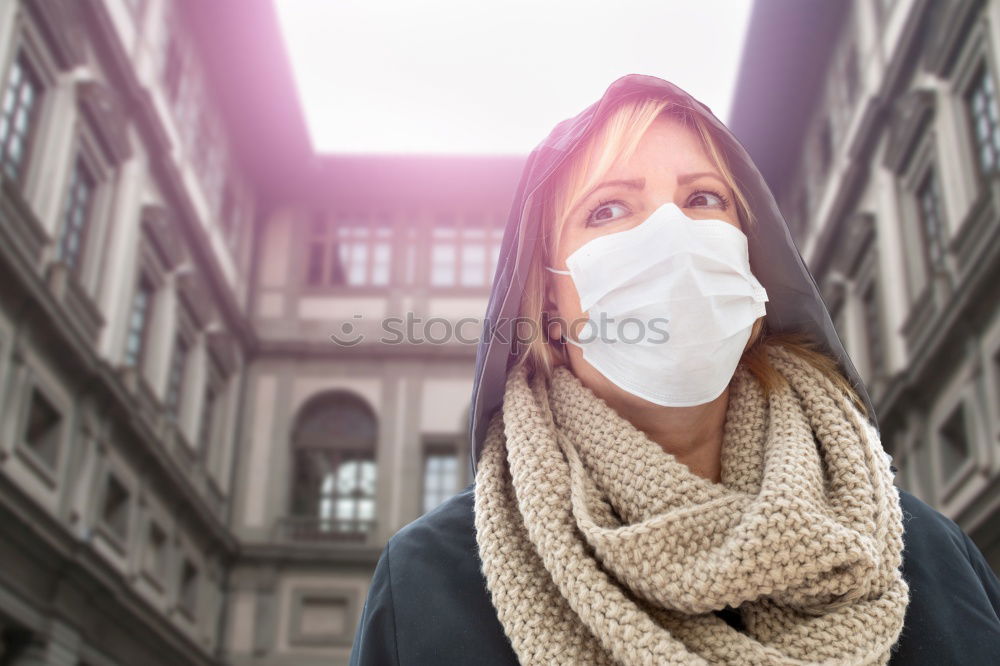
{"left": 473, "top": 343, "right": 910, "bottom": 665}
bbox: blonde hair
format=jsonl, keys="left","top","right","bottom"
{"left": 511, "top": 95, "right": 869, "bottom": 418}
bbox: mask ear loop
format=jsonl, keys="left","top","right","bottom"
{"left": 544, "top": 266, "right": 576, "bottom": 362}
{"left": 543, "top": 266, "right": 585, "bottom": 349}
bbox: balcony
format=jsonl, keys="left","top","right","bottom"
{"left": 275, "top": 516, "right": 377, "bottom": 544}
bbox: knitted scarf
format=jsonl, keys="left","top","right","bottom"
{"left": 473, "top": 343, "right": 910, "bottom": 665}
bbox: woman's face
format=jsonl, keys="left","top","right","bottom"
{"left": 546, "top": 115, "right": 745, "bottom": 406}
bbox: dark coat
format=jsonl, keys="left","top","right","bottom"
{"left": 350, "top": 482, "right": 1000, "bottom": 665}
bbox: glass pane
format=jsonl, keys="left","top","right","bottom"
{"left": 431, "top": 244, "right": 456, "bottom": 286}
{"left": 371, "top": 242, "right": 391, "bottom": 285}
{"left": 357, "top": 499, "right": 375, "bottom": 520}
{"left": 347, "top": 242, "right": 368, "bottom": 285}
{"left": 2, "top": 87, "right": 16, "bottom": 115}
{"left": 14, "top": 107, "right": 28, "bottom": 133}
{"left": 335, "top": 498, "right": 355, "bottom": 520}
{"left": 337, "top": 461, "right": 359, "bottom": 493}
{"left": 319, "top": 497, "right": 333, "bottom": 520}
{"left": 359, "top": 461, "right": 376, "bottom": 494}
{"left": 460, "top": 239, "right": 487, "bottom": 284}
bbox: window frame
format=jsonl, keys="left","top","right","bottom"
{"left": 121, "top": 207, "right": 179, "bottom": 394}
{"left": 141, "top": 518, "right": 171, "bottom": 592}
{"left": 930, "top": 371, "right": 986, "bottom": 508}
{"left": 15, "top": 374, "right": 67, "bottom": 485}
{"left": 164, "top": 303, "right": 196, "bottom": 423}
{"left": 196, "top": 353, "right": 226, "bottom": 460}
{"left": 53, "top": 112, "right": 115, "bottom": 291}
{"left": 960, "top": 56, "right": 1000, "bottom": 182}
{"left": 896, "top": 126, "right": 952, "bottom": 328}
{"left": 287, "top": 391, "right": 379, "bottom": 539}
{"left": 97, "top": 469, "right": 132, "bottom": 548}
{"left": 0, "top": 48, "right": 45, "bottom": 185}
{"left": 947, "top": 19, "right": 1000, "bottom": 205}
{"left": 913, "top": 165, "right": 949, "bottom": 277}
{"left": 176, "top": 556, "right": 200, "bottom": 621}
{"left": 420, "top": 437, "right": 464, "bottom": 514}
{"left": 123, "top": 271, "right": 157, "bottom": 370}
{"left": 301, "top": 211, "right": 396, "bottom": 292}
{"left": 424, "top": 211, "right": 504, "bottom": 291}
{"left": 0, "top": 11, "right": 61, "bottom": 203}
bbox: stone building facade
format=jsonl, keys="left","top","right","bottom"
{"left": 730, "top": 0, "right": 1000, "bottom": 572}
{"left": 0, "top": 0, "right": 519, "bottom": 664}
{"left": 0, "top": 1, "right": 996, "bottom": 665}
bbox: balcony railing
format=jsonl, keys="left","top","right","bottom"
{"left": 276, "top": 516, "right": 376, "bottom": 543}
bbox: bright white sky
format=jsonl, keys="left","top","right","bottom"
{"left": 274, "top": 0, "right": 753, "bottom": 155}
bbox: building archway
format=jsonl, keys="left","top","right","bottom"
{"left": 289, "top": 390, "right": 377, "bottom": 538}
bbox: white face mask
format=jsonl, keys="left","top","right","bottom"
{"left": 546, "top": 202, "right": 769, "bottom": 406}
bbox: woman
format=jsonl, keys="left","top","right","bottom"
{"left": 350, "top": 74, "right": 1000, "bottom": 665}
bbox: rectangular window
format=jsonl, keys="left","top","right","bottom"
{"left": 0, "top": 51, "right": 43, "bottom": 183}
{"left": 165, "top": 335, "right": 189, "bottom": 418}
{"left": 23, "top": 388, "right": 62, "bottom": 469}
{"left": 124, "top": 275, "right": 155, "bottom": 368}
{"left": 144, "top": 522, "right": 168, "bottom": 580}
{"left": 916, "top": 169, "right": 946, "bottom": 273}
{"left": 370, "top": 234, "right": 392, "bottom": 285}
{"left": 340, "top": 225, "right": 391, "bottom": 286}
{"left": 179, "top": 559, "right": 198, "bottom": 618}
{"left": 197, "top": 384, "right": 216, "bottom": 450}
{"left": 429, "top": 219, "right": 503, "bottom": 287}
{"left": 57, "top": 156, "right": 96, "bottom": 273}
{"left": 101, "top": 473, "right": 131, "bottom": 541}
{"left": 938, "top": 403, "right": 970, "bottom": 481}
{"left": 430, "top": 227, "right": 458, "bottom": 286}
{"left": 964, "top": 60, "right": 1000, "bottom": 177}
{"left": 460, "top": 229, "right": 488, "bottom": 286}
{"left": 305, "top": 217, "right": 392, "bottom": 287}
{"left": 339, "top": 226, "right": 371, "bottom": 285}
{"left": 329, "top": 458, "right": 377, "bottom": 528}
{"left": 422, "top": 445, "right": 460, "bottom": 513}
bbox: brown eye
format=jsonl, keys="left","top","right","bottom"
{"left": 687, "top": 189, "right": 730, "bottom": 210}
{"left": 585, "top": 200, "right": 630, "bottom": 227}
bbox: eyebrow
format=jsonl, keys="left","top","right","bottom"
{"left": 570, "top": 171, "right": 728, "bottom": 215}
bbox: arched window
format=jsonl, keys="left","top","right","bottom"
{"left": 290, "top": 392, "right": 377, "bottom": 538}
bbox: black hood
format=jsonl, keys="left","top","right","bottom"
{"left": 468, "top": 73, "right": 879, "bottom": 475}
